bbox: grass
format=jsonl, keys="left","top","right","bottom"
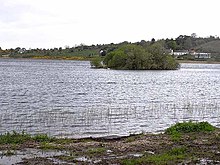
{"left": 165, "top": 121, "right": 215, "bottom": 135}
{"left": 0, "top": 131, "right": 54, "bottom": 144}
{"left": 165, "top": 121, "right": 215, "bottom": 142}
{"left": 0, "top": 131, "right": 31, "bottom": 144}
{"left": 32, "top": 134, "right": 54, "bottom": 142}
{"left": 122, "top": 122, "right": 216, "bottom": 165}
{"left": 86, "top": 147, "right": 106, "bottom": 156}
{"left": 170, "top": 132, "right": 182, "bottom": 142}
{"left": 39, "top": 142, "right": 60, "bottom": 150}
{"left": 122, "top": 146, "right": 188, "bottom": 165}
{"left": 0, "top": 122, "right": 218, "bottom": 164}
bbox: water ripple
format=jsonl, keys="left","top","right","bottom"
{"left": 0, "top": 59, "right": 220, "bottom": 138}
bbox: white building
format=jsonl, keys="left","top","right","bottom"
{"left": 172, "top": 50, "right": 189, "bottom": 56}
{"left": 171, "top": 49, "right": 211, "bottom": 59}
{"left": 194, "top": 53, "right": 211, "bottom": 59}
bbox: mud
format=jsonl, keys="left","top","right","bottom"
{"left": 1, "top": 130, "right": 220, "bottom": 164}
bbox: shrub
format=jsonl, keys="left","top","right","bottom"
{"left": 165, "top": 121, "right": 215, "bottom": 135}
{"left": 90, "top": 56, "right": 103, "bottom": 68}
{"left": 103, "top": 43, "right": 179, "bottom": 70}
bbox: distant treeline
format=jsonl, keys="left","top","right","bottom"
{"left": 1, "top": 34, "right": 220, "bottom": 60}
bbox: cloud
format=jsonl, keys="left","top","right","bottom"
{"left": 0, "top": 0, "right": 31, "bottom": 23}
{"left": 0, "top": 0, "right": 220, "bottom": 49}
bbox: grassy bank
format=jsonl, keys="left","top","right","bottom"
{"left": 1, "top": 121, "right": 220, "bottom": 164}
{"left": 0, "top": 55, "right": 94, "bottom": 61}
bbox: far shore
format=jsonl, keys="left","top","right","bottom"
{"left": 177, "top": 59, "right": 220, "bottom": 64}
{"left": 0, "top": 56, "right": 92, "bottom": 61}
{"left": 1, "top": 56, "right": 220, "bottom": 64}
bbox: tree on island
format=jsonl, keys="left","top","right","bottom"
{"left": 91, "top": 43, "right": 180, "bottom": 70}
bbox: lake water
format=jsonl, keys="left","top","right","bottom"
{"left": 0, "top": 59, "right": 220, "bottom": 138}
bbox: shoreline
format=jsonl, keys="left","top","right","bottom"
{"left": 1, "top": 122, "right": 220, "bottom": 164}
{"left": 178, "top": 59, "right": 220, "bottom": 64}
{"left": 1, "top": 57, "right": 220, "bottom": 64}
{"left": 0, "top": 56, "right": 92, "bottom": 61}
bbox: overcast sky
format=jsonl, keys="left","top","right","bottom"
{"left": 0, "top": 0, "right": 219, "bottom": 49}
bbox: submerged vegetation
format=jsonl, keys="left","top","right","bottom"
{"left": 1, "top": 122, "right": 220, "bottom": 164}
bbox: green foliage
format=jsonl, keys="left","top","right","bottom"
{"left": 164, "top": 55, "right": 180, "bottom": 69}
{"left": 196, "top": 40, "right": 220, "bottom": 53}
{"left": 32, "top": 134, "right": 54, "bottom": 142}
{"left": 0, "top": 131, "right": 31, "bottom": 144}
{"left": 39, "top": 142, "right": 61, "bottom": 150}
{"left": 170, "top": 131, "right": 182, "bottom": 142}
{"left": 145, "top": 148, "right": 186, "bottom": 164}
{"left": 122, "top": 159, "right": 141, "bottom": 165}
{"left": 169, "top": 146, "right": 187, "bottom": 155}
{"left": 3, "top": 34, "right": 220, "bottom": 60}
{"left": 103, "top": 43, "right": 179, "bottom": 70}
{"left": 90, "top": 56, "right": 103, "bottom": 68}
{"left": 86, "top": 147, "right": 106, "bottom": 156}
{"left": 0, "top": 131, "right": 55, "bottom": 144}
{"left": 166, "top": 39, "right": 177, "bottom": 50}
{"left": 122, "top": 147, "right": 187, "bottom": 165}
{"left": 106, "top": 49, "right": 127, "bottom": 69}
{"left": 165, "top": 121, "right": 215, "bottom": 135}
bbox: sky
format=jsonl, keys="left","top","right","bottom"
{"left": 0, "top": 0, "right": 220, "bottom": 49}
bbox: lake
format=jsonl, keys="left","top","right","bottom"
{"left": 0, "top": 59, "right": 220, "bottom": 138}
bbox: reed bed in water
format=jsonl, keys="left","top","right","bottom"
{"left": 0, "top": 101, "right": 219, "bottom": 137}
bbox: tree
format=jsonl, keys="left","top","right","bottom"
{"left": 184, "top": 38, "right": 192, "bottom": 50}
{"left": 101, "top": 43, "right": 179, "bottom": 70}
{"left": 151, "top": 38, "right": 156, "bottom": 44}
{"left": 90, "top": 56, "right": 103, "bottom": 68}
{"left": 191, "top": 33, "right": 197, "bottom": 38}
{"left": 166, "top": 39, "right": 177, "bottom": 50}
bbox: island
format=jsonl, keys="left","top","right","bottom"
{"left": 91, "top": 43, "right": 180, "bottom": 70}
